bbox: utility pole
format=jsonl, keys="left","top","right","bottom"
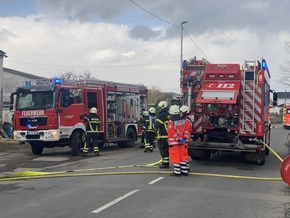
{"left": 180, "top": 21, "right": 188, "bottom": 70}
{"left": 0, "top": 50, "right": 8, "bottom": 126}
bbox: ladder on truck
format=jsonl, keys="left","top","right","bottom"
{"left": 241, "top": 60, "right": 257, "bottom": 132}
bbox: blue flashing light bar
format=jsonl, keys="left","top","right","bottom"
{"left": 25, "top": 81, "right": 31, "bottom": 86}
{"left": 53, "top": 78, "right": 62, "bottom": 84}
{"left": 262, "top": 59, "right": 267, "bottom": 70}
{"left": 187, "top": 75, "right": 193, "bottom": 82}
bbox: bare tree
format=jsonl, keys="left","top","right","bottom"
{"left": 279, "top": 41, "right": 290, "bottom": 86}
{"left": 56, "top": 70, "right": 96, "bottom": 81}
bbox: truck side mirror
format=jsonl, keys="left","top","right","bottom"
{"left": 9, "top": 92, "right": 16, "bottom": 111}
{"left": 273, "top": 92, "right": 278, "bottom": 106}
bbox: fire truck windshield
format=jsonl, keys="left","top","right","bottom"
{"left": 17, "top": 91, "right": 54, "bottom": 110}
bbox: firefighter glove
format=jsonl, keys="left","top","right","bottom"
{"left": 179, "top": 138, "right": 186, "bottom": 145}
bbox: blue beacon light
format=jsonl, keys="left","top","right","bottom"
{"left": 53, "top": 78, "right": 62, "bottom": 84}
{"left": 262, "top": 59, "right": 267, "bottom": 70}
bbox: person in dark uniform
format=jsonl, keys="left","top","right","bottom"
{"left": 143, "top": 107, "right": 156, "bottom": 152}
{"left": 83, "top": 107, "right": 101, "bottom": 156}
{"left": 154, "top": 101, "right": 170, "bottom": 168}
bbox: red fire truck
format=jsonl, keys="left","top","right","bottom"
{"left": 10, "top": 78, "right": 148, "bottom": 155}
{"left": 181, "top": 57, "right": 277, "bottom": 165}
{"left": 283, "top": 105, "right": 290, "bottom": 129}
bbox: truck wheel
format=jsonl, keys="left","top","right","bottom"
{"left": 257, "top": 150, "right": 266, "bottom": 165}
{"left": 98, "top": 142, "right": 105, "bottom": 149}
{"left": 204, "top": 150, "right": 211, "bottom": 161}
{"left": 71, "top": 131, "right": 81, "bottom": 156}
{"left": 30, "top": 142, "right": 44, "bottom": 155}
{"left": 265, "top": 144, "right": 270, "bottom": 156}
{"left": 118, "top": 128, "right": 136, "bottom": 148}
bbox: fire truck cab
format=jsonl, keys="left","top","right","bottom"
{"left": 10, "top": 78, "right": 148, "bottom": 155}
{"left": 181, "top": 58, "right": 277, "bottom": 165}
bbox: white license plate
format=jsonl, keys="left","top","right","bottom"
{"left": 27, "top": 131, "right": 38, "bottom": 135}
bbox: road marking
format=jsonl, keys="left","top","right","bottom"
{"left": 148, "top": 177, "right": 164, "bottom": 184}
{"left": 32, "top": 157, "right": 68, "bottom": 162}
{"left": 91, "top": 189, "right": 140, "bottom": 214}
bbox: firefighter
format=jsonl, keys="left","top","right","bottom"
{"left": 154, "top": 101, "right": 170, "bottom": 168}
{"left": 179, "top": 105, "right": 192, "bottom": 174}
{"left": 167, "top": 105, "right": 189, "bottom": 176}
{"left": 144, "top": 107, "right": 156, "bottom": 152}
{"left": 83, "top": 107, "right": 101, "bottom": 156}
{"left": 140, "top": 110, "right": 149, "bottom": 148}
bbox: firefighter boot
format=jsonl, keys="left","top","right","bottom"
{"left": 93, "top": 147, "right": 100, "bottom": 156}
{"left": 159, "top": 163, "right": 169, "bottom": 168}
{"left": 170, "top": 173, "right": 181, "bottom": 177}
{"left": 150, "top": 145, "right": 153, "bottom": 152}
{"left": 83, "top": 152, "right": 88, "bottom": 156}
{"left": 144, "top": 144, "right": 150, "bottom": 152}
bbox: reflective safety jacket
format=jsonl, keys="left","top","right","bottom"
{"left": 144, "top": 115, "right": 156, "bottom": 132}
{"left": 184, "top": 115, "right": 192, "bottom": 143}
{"left": 85, "top": 113, "right": 100, "bottom": 133}
{"left": 167, "top": 118, "right": 186, "bottom": 146}
{"left": 154, "top": 110, "right": 170, "bottom": 139}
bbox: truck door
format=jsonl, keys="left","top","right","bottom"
{"left": 84, "top": 89, "right": 105, "bottom": 132}
{"left": 58, "top": 88, "right": 83, "bottom": 130}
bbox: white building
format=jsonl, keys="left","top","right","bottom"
{"left": 270, "top": 92, "right": 290, "bottom": 115}
{"left": 1, "top": 67, "right": 46, "bottom": 123}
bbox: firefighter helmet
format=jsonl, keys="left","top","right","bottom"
{"left": 158, "top": 101, "right": 168, "bottom": 110}
{"left": 149, "top": 107, "right": 156, "bottom": 114}
{"left": 180, "top": 105, "right": 190, "bottom": 114}
{"left": 143, "top": 111, "right": 149, "bottom": 116}
{"left": 169, "top": 105, "right": 180, "bottom": 115}
{"left": 90, "top": 107, "right": 97, "bottom": 114}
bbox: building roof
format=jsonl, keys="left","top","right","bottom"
{"left": 3, "top": 67, "right": 47, "bottom": 80}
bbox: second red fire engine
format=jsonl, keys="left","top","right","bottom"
{"left": 180, "top": 57, "right": 277, "bottom": 165}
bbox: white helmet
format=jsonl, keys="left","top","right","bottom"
{"left": 149, "top": 107, "right": 156, "bottom": 114}
{"left": 180, "top": 105, "right": 190, "bottom": 114}
{"left": 90, "top": 107, "right": 97, "bottom": 114}
{"left": 158, "top": 101, "right": 168, "bottom": 110}
{"left": 169, "top": 105, "right": 180, "bottom": 115}
{"left": 143, "top": 111, "right": 149, "bottom": 116}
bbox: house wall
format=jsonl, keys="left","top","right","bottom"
{"left": 2, "top": 69, "right": 46, "bottom": 123}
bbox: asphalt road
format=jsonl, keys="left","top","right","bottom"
{"left": 1, "top": 125, "right": 290, "bottom": 218}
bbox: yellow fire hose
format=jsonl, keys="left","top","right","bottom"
{"left": 0, "top": 142, "right": 286, "bottom": 182}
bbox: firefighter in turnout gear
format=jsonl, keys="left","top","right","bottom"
{"left": 154, "top": 101, "right": 170, "bottom": 168}
{"left": 140, "top": 110, "right": 149, "bottom": 148}
{"left": 167, "top": 105, "right": 189, "bottom": 176}
{"left": 179, "top": 105, "right": 192, "bottom": 174}
{"left": 83, "top": 107, "right": 101, "bottom": 156}
{"left": 144, "top": 107, "right": 156, "bottom": 152}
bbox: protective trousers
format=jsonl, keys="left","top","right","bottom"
{"left": 158, "top": 138, "right": 169, "bottom": 167}
{"left": 144, "top": 131, "right": 156, "bottom": 152}
{"left": 83, "top": 132, "right": 99, "bottom": 154}
{"left": 169, "top": 144, "right": 188, "bottom": 175}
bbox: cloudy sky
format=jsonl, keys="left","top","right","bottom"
{"left": 0, "top": 0, "right": 290, "bottom": 93}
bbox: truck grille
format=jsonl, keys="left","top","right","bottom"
{"left": 20, "top": 117, "right": 47, "bottom": 126}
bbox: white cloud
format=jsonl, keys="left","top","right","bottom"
{"left": 1, "top": 1, "right": 290, "bottom": 93}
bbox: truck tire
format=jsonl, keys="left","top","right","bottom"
{"left": 190, "top": 149, "right": 211, "bottom": 161}
{"left": 71, "top": 131, "right": 81, "bottom": 156}
{"left": 256, "top": 150, "right": 266, "bottom": 165}
{"left": 98, "top": 142, "right": 105, "bottom": 149}
{"left": 118, "top": 128, "right": 136, "bottom": 148}
{"left": 30, "top": 141, "right": 44, "bottom": 155}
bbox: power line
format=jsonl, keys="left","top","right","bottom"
{"left": 129, "top": 0, "right": 179, "bottom": 29}
{"left": 129, "top": 0, "right": 212, "bottom": 62}
{"left": 5, "top": 59, "right": 178, "bottom": 68}
{"left": 184, "top": 30, "right": 213, "bottom": 63}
